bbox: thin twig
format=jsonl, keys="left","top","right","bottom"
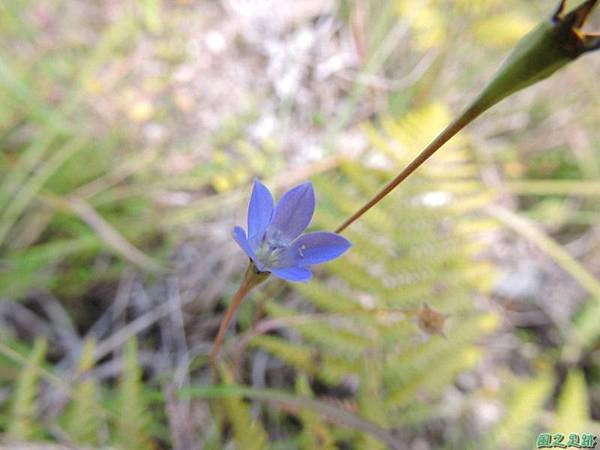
{"left": 336, "top": 103, "right": 483, "bottom": 233}
{"left": 210, "top": 281, "right": 253, "bottom": 369}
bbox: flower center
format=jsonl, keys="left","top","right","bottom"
{"left": 255, "top": 239, "right": 287, "bottom": 268}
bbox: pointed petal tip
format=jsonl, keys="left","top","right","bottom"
{"left": 232, "top": 226, "right": 249, "bottom": 249}
{"left": 337, "top": 234, "right": 352, "bottom": 248}
{"left": 290, "top": 181, "right": 315, "bottom": 197}
{"left": 554, "top": 0, "right": 599, "bottom": 34}
{"left": 269, "top": 181, "right": 316, "bottom": 242}
{"left": 291, "top": 231, "right": 351, "bottom": 266}
{"left": 554, "top": 0, "right": 598, "bottom": 23}
{"left": 248, "top": 178, "right": 274, "bottom": 239}
{"left": 553, "top": 0, "right": 567, "bottom": 21}
{"left": 232, "top": 226, "right": 264, "bottom": 270}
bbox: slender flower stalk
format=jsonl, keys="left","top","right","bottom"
{"left": 335, "top": 105, "right": 479, "bottom": 233}
{"left": 210, "top": 261, "right": 268, "bottom": 366}
{"left": 336, "top": 0, "right": 600, "bottom": 233}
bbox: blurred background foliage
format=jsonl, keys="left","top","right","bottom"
{"left": 0, "top": 0, "right": 600, "bottom": 449}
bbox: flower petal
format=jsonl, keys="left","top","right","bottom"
{"left": 271, "top": 266, "right": 312, "bottom": 283}
{"left": 232, "top": 226, "right": 265, "bottom": 271}
{"left": 247, "top": 179, "right": 274, "bottom": 240}
{"left": 268, "top": 182, "right": 315, "bottom": 242}
{"left": 291, "top": 232, "right": 351, "bottom": 265}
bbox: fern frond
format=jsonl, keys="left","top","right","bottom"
{"left": 356, "top": 351, "right": 388, "bottom": 450}
{"left": 489, "top": 375, "right": 553, "bottom": 450}
{"left": 295, "top": 374, "right": 338, "bottom": 450}
{"left": 7, "top": 338, "right": 47, "bottom": 440}
{"left": 219, "top": 366, "right": 268, "bottom": 450}
{"left": 554, "top": 369, "right": 590, "bottom": 433}
{"left": 63, "top": 338, "right": 103, "bottom": 445}
{"left": 114, "top": 338, "right": 154, "bottom": 450}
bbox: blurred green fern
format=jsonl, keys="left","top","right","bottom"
{"left": 6, "top": 338, "right": 47, "bottom": 441}
{"left": 114, "top": 338, "right": 154, "bottom": 450}
{"left": 63, "top": 338, "right": 103, "bottom": 446}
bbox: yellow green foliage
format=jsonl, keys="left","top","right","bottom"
{"left": 114, "top": 338, "right": 154, "bottom": 450}
{"left": 64, "top": 338, "right": 103, "bottom": 446}
{"left": 7, "top": 339, "right": 47, "bottom": 441}
{"left": 219, "top": 367, "right": 269, "bottom": 450}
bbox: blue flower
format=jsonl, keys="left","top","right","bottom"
{"left": 233, "top": 179, "right": 351, "bottom": 282}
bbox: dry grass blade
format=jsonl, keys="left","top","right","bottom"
{"left": 487, "top": 205, "right": 600, "bottom": 299}
{"left": 42, "top": 194, "right": 165, "bottom": 273}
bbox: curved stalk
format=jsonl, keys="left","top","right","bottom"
{"left": 335, "top": 103, "right": 483, "bottom": 233}
{"left": 210, "top": 261, "right": 268, "bottom": 367}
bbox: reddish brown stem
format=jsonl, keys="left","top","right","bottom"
{"left": 210, "top": 282, "right": 252, "bottom": 367}
{"left": 335, "top": 104, "right": 484, "bottom": 233}
{"left": 210, "top": 262, "right": 269, "bottom": 372}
